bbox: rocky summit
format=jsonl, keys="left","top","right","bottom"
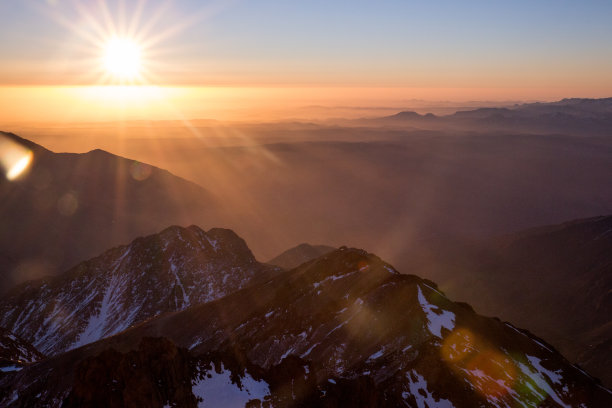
{"left": 0, "top": 225, "right": 278, "bottom": 356}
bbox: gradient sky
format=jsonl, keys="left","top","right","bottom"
{"left": 1, "top": 0, "right": 611, "bottom": 87}
{"left": 1, "top": 0, "right": 612, "bottom": 122}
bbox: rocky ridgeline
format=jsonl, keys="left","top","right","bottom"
{"left": 1, "top": 243, "right": 610, "bottom": 407}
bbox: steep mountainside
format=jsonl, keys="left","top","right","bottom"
{"left": 2, "top": 247, "right": 610, "bottom": 407}
{"left": 0, "top": 131, "right": 219, "bottom": 293}
{"left": 0, "top": 225, "right": 278, "bottom": 356}
{"left": 398, "top": 215, "right": 612, "bottom": 386}
{"left": 0, "top": 328, "right": 44, "bottom": 373}
{"left": 268, "top": 243, "right": 335, "bottom": 269}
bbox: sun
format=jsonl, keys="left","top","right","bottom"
{"left": 103, "top": 37, "right": 142, "bottom": 81}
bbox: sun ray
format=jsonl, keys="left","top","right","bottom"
{"left": 127, "top": 0, "right": 148, "bottom": 39}
{"left": 131, "top": 0, "right": 174, "bottom": 45}
{"left": 117, "top": 0, "right": 128, "bottom": 35}
{"left": 74, "top": 3, "right": 112, "bottom": 46}
{"left": 30, "top": 0, "right": 237, "bottom": 89}
{"left": 97, "top": 0, "right": 118, "bottom": 39}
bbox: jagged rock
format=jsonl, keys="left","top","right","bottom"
{"left": 0, "top": 225, "right": 278, "bottom": 355}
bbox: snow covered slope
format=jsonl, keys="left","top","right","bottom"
{"left": 0, "top": 225, "right": 278, "bottom": 355}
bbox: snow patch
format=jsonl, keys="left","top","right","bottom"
{"left": 417, "top": 286, "right": 455, "bottom": 338}
{"left": 403, "top": 370, "right": 455, "bottom": 408}
{"left": 280, "top": 347, "right": 295, "bottom": 362}
{"left": 516, "top": 358, "right": 572, "bottom": 408}
{"left": 205, "top": 236, "right": 220, "bottom": 252}
{"left": 189, "top": 338, "right": 203, "bottom": 350}
{"left": 71, "top": 249, "right": 137, "bottom": 349}
{"left": 0, "top": 365, "right": 21, "bottom": 372}
{"left": 170, "top": 263, "right": 190, "bottom": 309}
{"left": 385, "top": 266, "right": 397, "bottom": 274}
{"left": 527, "top": 355, "right": 563, "bottom": 385}
{"left": 300, "top": 342, "right": 319, "bottom": 358}
{"left": 192, "top": 364, "right": 269, "bottom": 407}
{"left": 313, "top": 271, "right": 357, "bottom": 288}
{"left": 367, "top": 348, "right": 385, "bottom": 361}
{"left": 531, "top": 338, "right": 553, "bottom": 353}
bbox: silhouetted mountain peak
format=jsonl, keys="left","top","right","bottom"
{"left": 0, "top": 132, "right": 220, "bottom": 293}
{"left": 385, "top": 111, "right": 436, "bottom": 121}
{"left": 451, "top": 107, "right": 513, "bottom": 118}
{"left": 301, "top": 247, "right": 399, "bottom": 282}
{"left": 0, "top": 131, "right": 49, "bottom": 154}
{"left": 376, "top": 97, "right": 612, "bottom": 135}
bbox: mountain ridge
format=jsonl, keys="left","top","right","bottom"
{"left": 378, "top": 97, "right": 612, "bottom": 135}
{"left": 0, "top": 224, "right": 279, "bottom": 356}
{"left": 1, "top": 241, "right": 610, "bottom": 406}
{"left": 268, "top": 243, "right": 336, "bottom": 270}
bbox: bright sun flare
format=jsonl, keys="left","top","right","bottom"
{"left": 104, "top": 37, "right": 142, "bottom": 80}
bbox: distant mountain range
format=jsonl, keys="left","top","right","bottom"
{"left": 377, "top": 98, "right": 612, "bottom": 136}
{"left": 0, "top": 228, "right": 610, "bottom": 406}
{"left": 0, "top": 131, "right": 219, "bottom": 293}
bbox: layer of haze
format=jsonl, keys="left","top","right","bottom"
{"left": 0, "top": 85, "right": 561, "bottom": 124}
{"left": 11, "top": 114, "right": 612, "bottom": 264}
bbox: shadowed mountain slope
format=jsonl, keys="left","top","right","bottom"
{"left": 0, "top": 131, "right": 220, "bottom": 293}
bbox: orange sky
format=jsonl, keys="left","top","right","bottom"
{"left": 3, "top": 84, "right": 611, "bottom": 125}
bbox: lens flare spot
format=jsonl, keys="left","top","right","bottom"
{"left": 57, "top": 192, "right": 79, "bottom": 216}
{"left": 357, "top": 260, "right": 370, "bottom": 272}
{"left": 465, "top": 350, "right": 517, "bottom": 399}
{"left": 441, "top": 328, "right": 476, "bottom": 363}
{"left": 130, "top": 161, "right": 153, "bottom": 181}
{"left": 442, "top": 328, "right": 517, "bottom": 400}
{"left": 0, "top": 135, "right": 33, "bottom": 181}
{"left": 6, "top": 152, "right": 33, "bottom": 180}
